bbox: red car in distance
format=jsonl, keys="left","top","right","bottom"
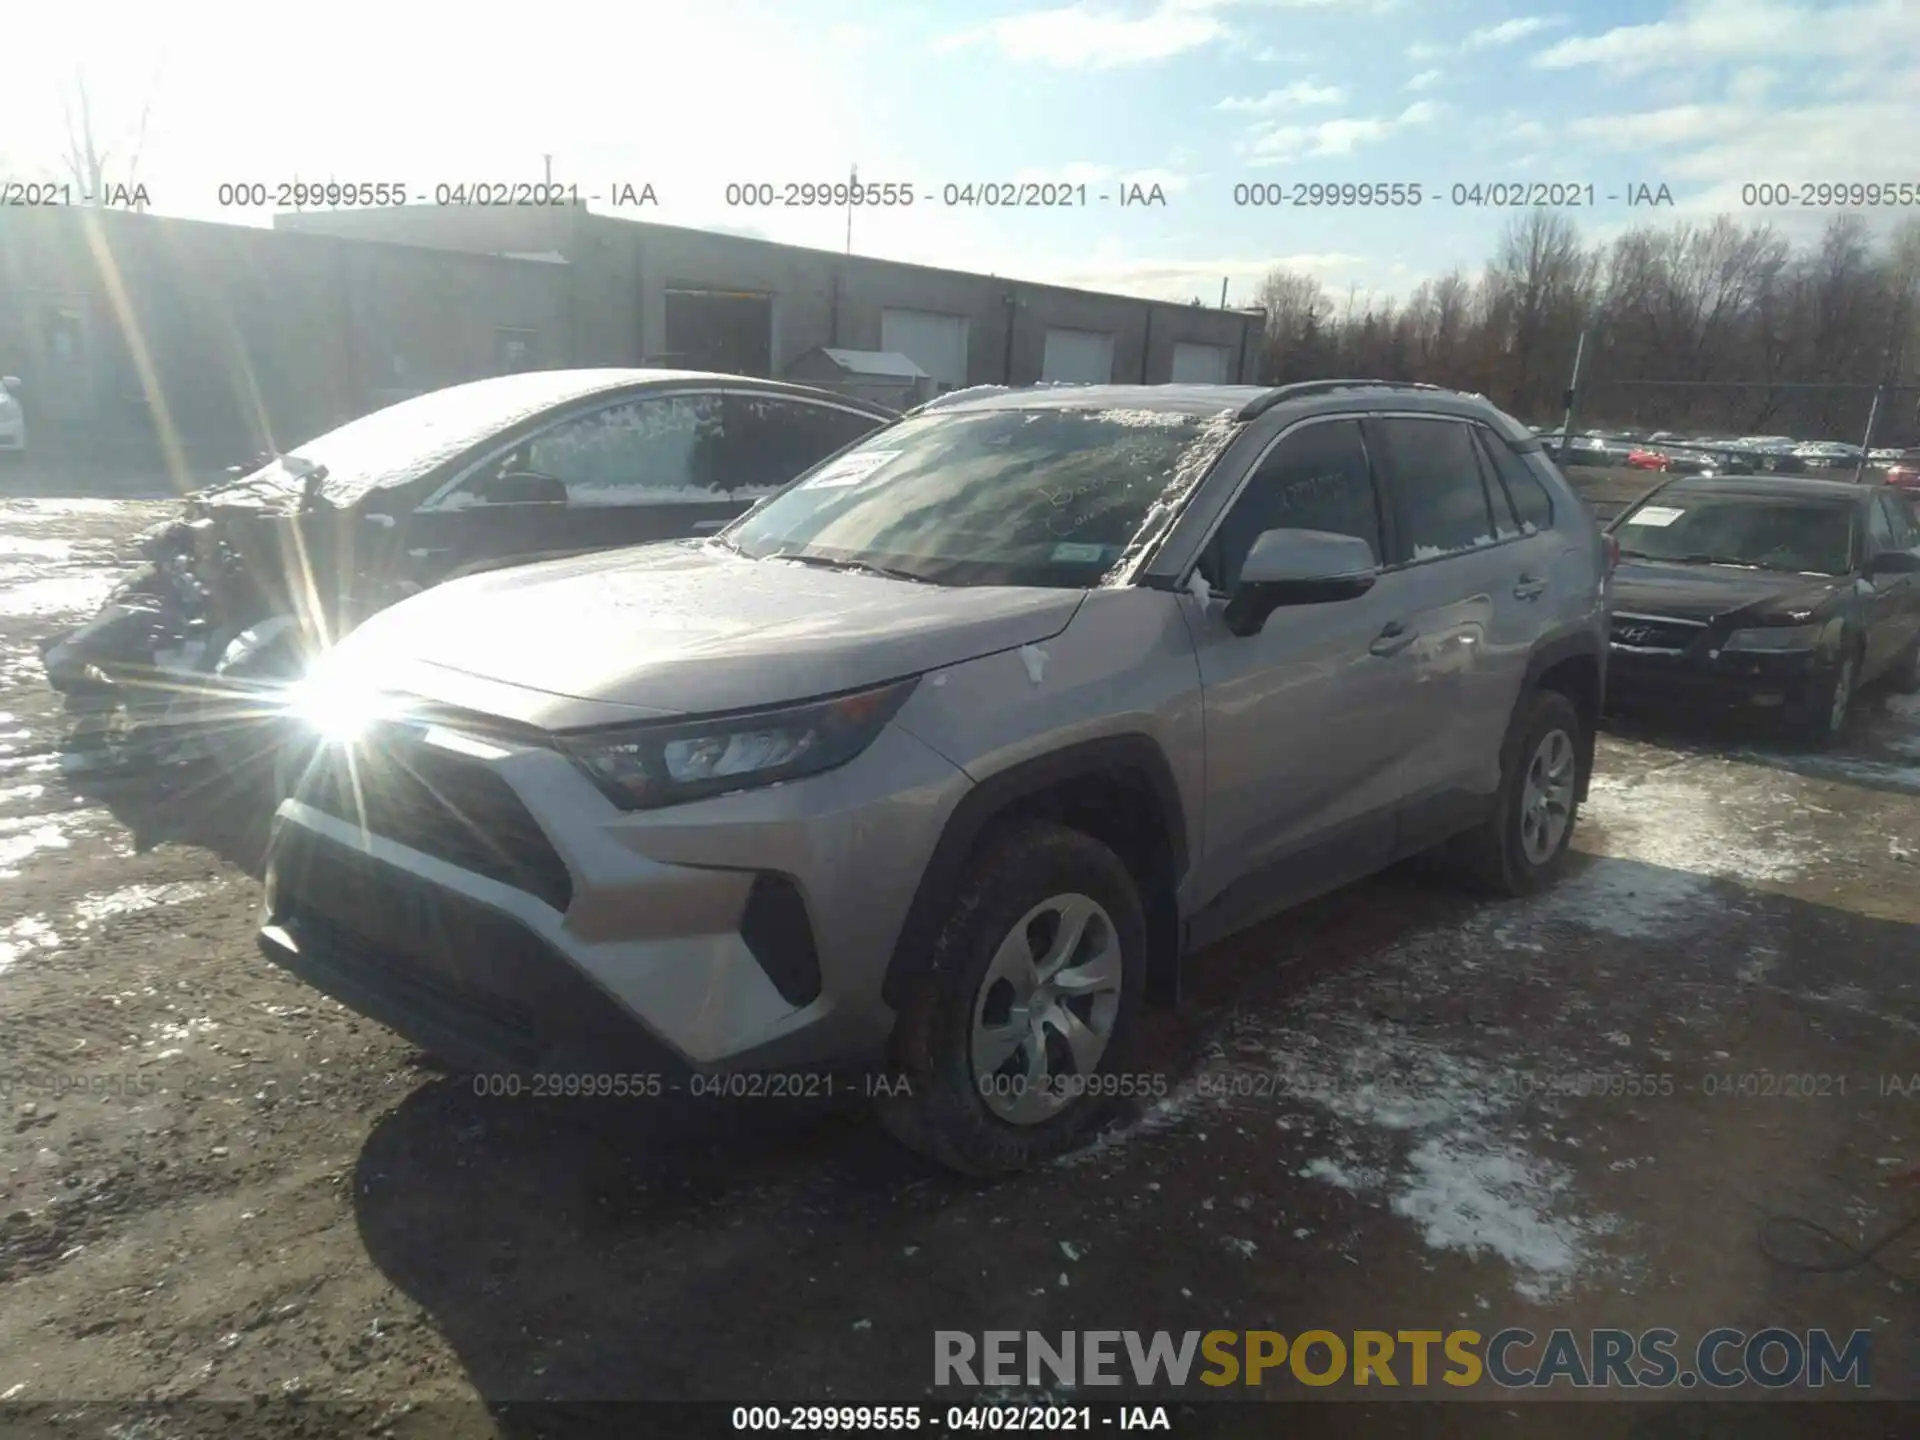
{"left": 1625, "top": 448, "right": 1670, "bottom": 471}
{"left": 1886, "top": 451, "right": 1920, "bottom": 490}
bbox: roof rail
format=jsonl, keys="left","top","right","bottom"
{"left": 1233, "top": 378, "right": 1454, "bottom": 422}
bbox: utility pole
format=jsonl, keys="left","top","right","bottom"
{"left": 1219, "top": 277, "right": 1229, "bottom": 309}
{"left": 1558, "top": 326, "right": 1590, "bottom": 466}
{"left": 846, "top": 162, "right": 858, "bottom": 255}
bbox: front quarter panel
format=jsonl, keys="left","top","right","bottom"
{"left": 889, "top": 587, "right": 1207, "bottom": 883}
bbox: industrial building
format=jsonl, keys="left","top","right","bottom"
{"left": 0, "top": 203, "right": 1261, "bottom": 473}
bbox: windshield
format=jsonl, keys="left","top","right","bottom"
{"left": 1615, "top": 494, "right": 1856, "bottom": 575}
{"left": 722, "top": 406, "right": 1239, "bottom": 587}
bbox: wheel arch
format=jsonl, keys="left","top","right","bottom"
{"left": 881, "top": 735, "right": 1190, "bottom": 1016}
{"left": 1523, "top": 632, "right": 1604, "bottom": 802}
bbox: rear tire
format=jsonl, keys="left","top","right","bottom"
{"left": 877, "top": 821, "right": 1148, "bottom": 1177}
{"left": 1447, "top": 688, "right": 1586, "bottom": 897}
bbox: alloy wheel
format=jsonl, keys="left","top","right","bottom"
{"left": 1519, "top": 727, "right": 1577, "bottom": 866}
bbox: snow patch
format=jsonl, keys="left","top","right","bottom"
{"left": 1185, "top": 571, "right": 1212, "bottom": 605}
{"left": 1019, "top": 644, "right": 1049, "bottom": 684}
{"left": 0, "top": 916, "right": 60, "bottom": 975}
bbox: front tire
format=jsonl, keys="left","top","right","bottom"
{"left": 1797, "top": 648, "right": 1857, "bottom": 747}
{"left": 1448, "top": 688, "right": 1586, "bottom": 897}
{"left": 877, "top": 821, "right": 1147, "bottom": 1176}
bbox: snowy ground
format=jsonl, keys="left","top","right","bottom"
{"left": 0, "top": 494, "right": 1915, "bottom": 1427}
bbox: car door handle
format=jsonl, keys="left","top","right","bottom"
{"left": 1513, "top": 574, "right": 1548, "bottom": 600}
{"left": 1369, "top": 621, "right": 1417, "bottom": 657}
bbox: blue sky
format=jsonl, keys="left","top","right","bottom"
{"left": 5, "top": 1, "right": 1915, "bottom": 303}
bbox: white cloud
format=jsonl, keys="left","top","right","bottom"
{"left": 1217, "top": 79, "right": 1349, "bottom": 112}
{"left": 1405, "top": 67, "right": 1444, "bottom": 90}
{"left": 1466, "top": 15, "right": 1557, "bottom": 48}
{"left": 1533, "top": 0, "right": 1917, "bottom": 72}
{"left": 1242, "top": 100, "right": 1444, "bottom": 163}
{"left": 1407, "top": 12, "right": 1560, "bottom": 61}
{"left": 941, "top": 0, "right": 1405, "bottom": 69}
{"left": 938, "top": 2, "right": 1227, "bottom": 68}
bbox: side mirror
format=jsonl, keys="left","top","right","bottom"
{"left": 1869, "top": 549, "right": 1920, "bottom": 576}
{"left": 1222, "top": 529, "right": 1379, "bottom": 637}
{"left": 478, "top": 470, "right": 568, "bottom": 506}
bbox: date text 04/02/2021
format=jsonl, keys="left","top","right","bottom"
{"left": 729, "top": 1405, "right": 1173, "bottom": 1432}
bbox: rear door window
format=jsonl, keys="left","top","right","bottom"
{"left": 1475, "top": 427, "right": 1556, "bottom": 533}
{"left": 1370, "top": 417, "right": 1498, "bottom": 563}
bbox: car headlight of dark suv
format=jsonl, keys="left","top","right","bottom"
{"left": 560, "top": 677, "right": 920, "bottom": 810}
{"left": 1719, "top": 615, "right": 1841, "bottom": 655}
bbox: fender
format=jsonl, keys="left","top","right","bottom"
{"left": 879, "top": 734, "right": 1190, "bottom": 1011}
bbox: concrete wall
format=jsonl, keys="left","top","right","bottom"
{"left": 0, "top": 207, "right": 571, "bottom": 463}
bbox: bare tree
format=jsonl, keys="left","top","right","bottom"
{"left": 57, "top": 68, "right": 158, "bottom": 202}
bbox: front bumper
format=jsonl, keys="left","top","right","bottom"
{"left": 1605, "top": 643, "right": 1834, "bottom": 718}
{"left": 258, "top": 711, "right": 970, "bottom": 1075}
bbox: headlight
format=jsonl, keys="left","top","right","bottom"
{"left": 280, "top": 652, "right": 403, "bottom": 743}
{"left": 1722, "top": 623, "right": 1825, "bottom": 652}
{"left": 560, "top": 677, "right": 918, "bottom": 810}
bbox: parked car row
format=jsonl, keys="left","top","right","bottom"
{"left": 1532, "top": 424, "right": 1918, "bottom": 482}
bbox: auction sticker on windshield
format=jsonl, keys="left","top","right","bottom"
{"left": 801, "top": 450, "right": 900, "bottom": 489}
{"left": 1626, "top": 506, "right": 1685, "bottom": 527}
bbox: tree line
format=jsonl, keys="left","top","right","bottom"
{"left": 1253, "top": 212, "right": 1920, "bottom": 446}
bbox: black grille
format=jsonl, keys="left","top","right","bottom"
{"left": 1610, "top": 616, "right": 1703, "bottom": 651}
{"left": 295, "top": 725, "right": 573, "bottom": 912}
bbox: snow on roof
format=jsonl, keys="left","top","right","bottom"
{"left": 818, "top": 348, "right": 928, "bottom": 379}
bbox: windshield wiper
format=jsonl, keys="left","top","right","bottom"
{"left": 763, "top": 550, "right": 931, "bottom": 585}
{"left": 1676, "top": 553, "right": 1763, "bottom": 569}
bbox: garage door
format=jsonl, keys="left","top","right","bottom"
{"left": 880, "top": 309, "right": 969, "bottom": 391}
{"left": 1042, "top": 329, "right": 1115, "bottom": 384}
{"left": 1171, "top": 342, "right": 1231, "bottom": 384}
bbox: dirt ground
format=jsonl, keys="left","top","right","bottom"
{"left": 0, "top": 492, "right": 1916, "bottom": 1435}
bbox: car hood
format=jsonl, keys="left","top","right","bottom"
{"left": 1612, "top": 559, "right": 1848, "bottom": 625}
{"left": 337, "top": 541, "right": 1086, "bottom": 725}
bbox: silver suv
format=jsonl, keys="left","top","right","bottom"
{"left": 260, "top": 380, "right": 1609, "bottom": 1174}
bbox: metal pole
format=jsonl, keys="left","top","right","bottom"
{"left": 1855, "top": 385, "right": 1884, "bottom": 483}
{"left": 1557, "top": 327, "right": 1589, "bottom": 465}
{"left": 1219, "top": 277, "right": 1228, "bottom": 309}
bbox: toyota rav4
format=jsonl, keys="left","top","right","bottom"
{"left": 259, "top": 379, "right": 1610, "bottom": 1174}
